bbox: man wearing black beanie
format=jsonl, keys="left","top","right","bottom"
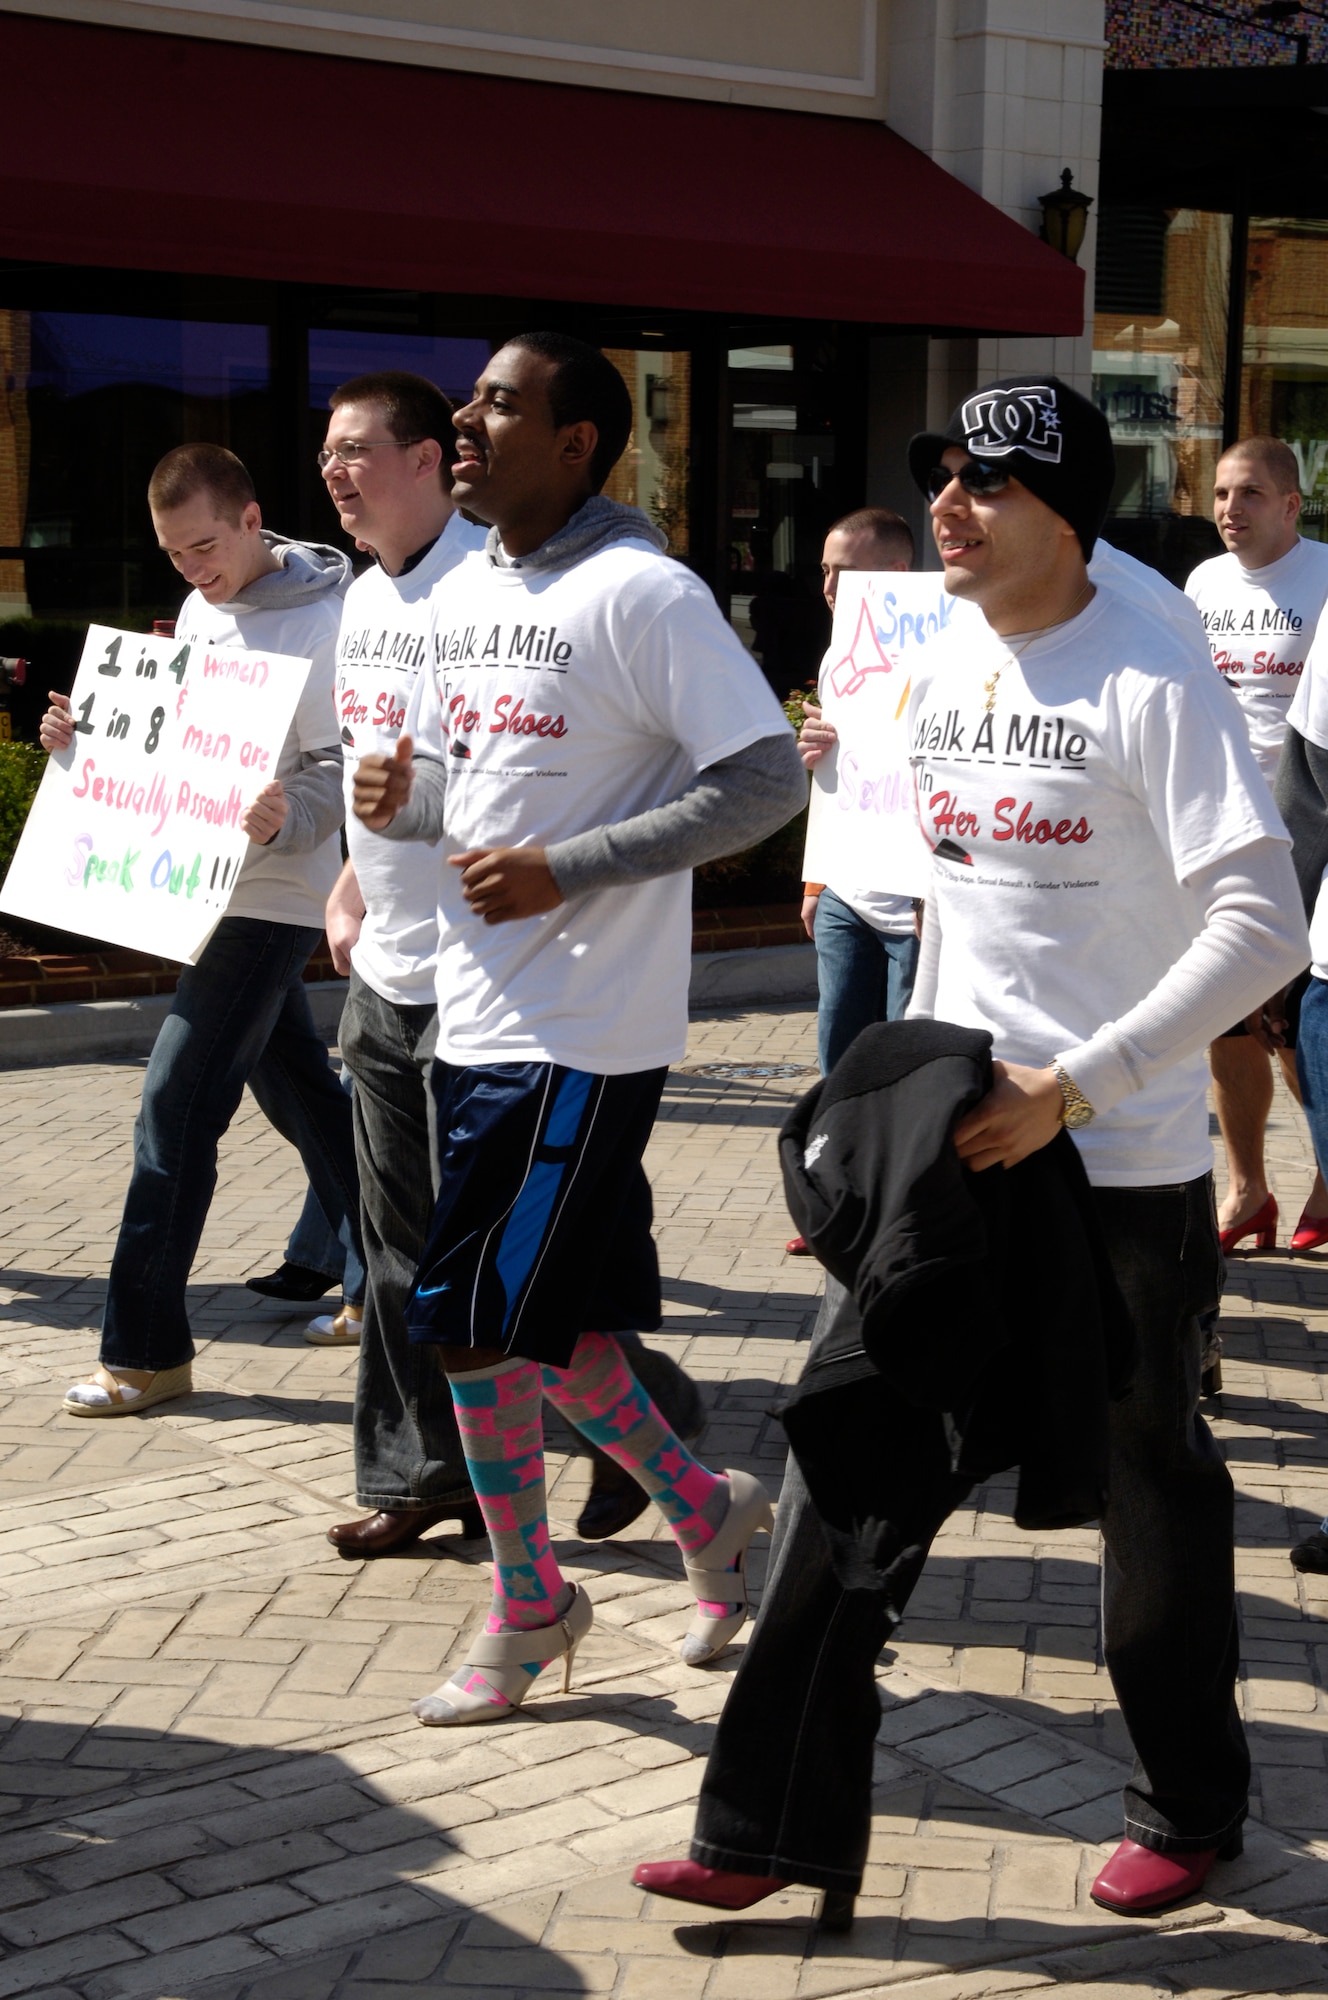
{"left": 635, "top": 375, "right": 1310, "bottom": 1923}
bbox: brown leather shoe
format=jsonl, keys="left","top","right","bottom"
{"left": 327, "top": 1499, "right": 484, "bottom": 1557}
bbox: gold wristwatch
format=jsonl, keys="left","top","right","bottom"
{"left": 1051, "top": 1061, "right": 1095, "bottom": 1129}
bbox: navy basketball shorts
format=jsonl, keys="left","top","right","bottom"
{"left": 406, "top": 1059, "right": 669, "bottom": 1367}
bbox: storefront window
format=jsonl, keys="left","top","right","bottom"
{"left": 1093, "top": 209, "right": 1230, "bottom": 557}
{"left": 1241, "top": 218, "right": 1328, "bottom": 543}
{"left": 307, "top": 329, "right": 489, "bottom": 414}
{"left": 727, "top": 335, "right": 848, "bottom": 699}
{"left": 9, "top": 310, "right": 271, "bottom": 623}
{"left": 601, "top": 349, "right": 691, "bottom": 559}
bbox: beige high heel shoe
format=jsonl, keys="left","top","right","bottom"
{"left": 412, "top": 1583, "right": 594, "bottom": 1725}
{"left": 680, "top": 1469, "right": 774, "bottom": 1666}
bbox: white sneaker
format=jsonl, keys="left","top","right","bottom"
{"left": 304, "top": 1306, "right": 363, "bottom": 1346}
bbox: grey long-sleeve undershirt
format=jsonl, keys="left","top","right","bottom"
{"left": 1274, "top": 724, "right": 1328, "bottom": 921}
{"left": 379, "top": 730, "right": 807, "bottom": 892}
{"left": 263, "top": 748, "right": 345, "bottom": 854}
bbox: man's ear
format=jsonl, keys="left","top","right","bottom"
{"left": 559, "top": 420, "right": 599, "bottom": 476}
{"left": 414, "top": 438, "right": 444, "bottom": 483}
{"left": 241, "top": 499, "right": 264, "bottom": 535}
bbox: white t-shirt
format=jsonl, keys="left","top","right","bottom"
{"left": 1185, "top": 538, "right": 1328, "bottom": 784}
{"left": 407, "top": 539, "right": 790, "bottom": 1073}
{"left": 909, "top": 580, "right": 1285, "bottom": 1187}
{"left": 174, "top": 588, "right": 343, "bottom": 931}
{"left": 1090, "top": 540, "right": 1210, "bottom": 653}
{"left": 336, "top": 513, "right": 487, "bottom": 1005}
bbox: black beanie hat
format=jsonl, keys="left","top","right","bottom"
{"left": 907, "top": 375, "right": 1116, "bottom": 559}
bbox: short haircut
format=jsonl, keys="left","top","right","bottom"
{"left": 148, "top": 443, "right": 256, "bottom": 525}
{"left": 506, "top": 332, "right": 633, "bottom": 491}
{"left": 827, "top": 505, "right": 916, "bottom": 567}
{"left": 329, "top": 370, "right": 455, "bottom": 489}
{"left": 1221, "top": 435, "right": 1302, "bottom": 495}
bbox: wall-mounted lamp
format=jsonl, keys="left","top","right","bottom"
{"left": 1038, "top": 168, "right": 1094, "bottom": 263}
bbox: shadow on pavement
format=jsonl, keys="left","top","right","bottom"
{"left": 0, "top": 1712, "right": 594, "bottom": 1998}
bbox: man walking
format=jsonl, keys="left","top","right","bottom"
{"left": 318, "top": 369, "right": 702, "bottom": 1554}
{"left": 787, "top": 507, "right": 917, "bottom": 1256}
{"left": 315, "top": 370, "right": 488, "bottom": 1551}
{"left": 798, "top": 508, "right": 919, "bottom": 1073}
{"left": 635, "top": 376, "right": 1307, "bottom": 1919}
{"left": 353, "top": 331, "right": 805, "bottom": 1723}
{"left": 1187, "top": 437, "right": 1328, "bottom": 1254}
{"left": 53, "top": 444, "right": 363, "bottom": 1415}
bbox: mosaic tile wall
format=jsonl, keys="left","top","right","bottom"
{"left": 1107, "top": 0, "right": 1328, "bottom": 67}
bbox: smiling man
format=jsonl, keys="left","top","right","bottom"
{"left": 352, "top": 330, "right": 805, "bottom": 1727}
{"left": 1185, "top": 440, "right": 1328, "bottom": 1258}
{"left": 635, "top": 375, "right": 1309, "bottom": 1925}
{"left": 295, "top": 370, "right": 492, "bottom": 1555}
{"left": 45, "top": 443, "right": 363, "bottom": 1419}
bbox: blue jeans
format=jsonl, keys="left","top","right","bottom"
{"left": 1301, "top": 977, "right": 1328, "bottom": 1541}
{"left": 284, "top": 1066, "right": 366, "bottom": 1303}
{"left": 1297, "top": 974, "right": 1328, "bottom": 1193}
{"left": 100, "top": 918, "right": 364, "bottom": 1373}
{"left": 813, "top": 887, "right": 919, "bottom": 1074}
{"left": 692, "top": 1179, "right": 1244, "bottom": 1890}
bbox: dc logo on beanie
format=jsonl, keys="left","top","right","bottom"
{"left": 960, "top": 385, "right": 1064, "bottom": 464}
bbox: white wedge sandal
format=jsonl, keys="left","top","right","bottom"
{"left": 680, "top": 1468, "right": 775, "bottom": 1665}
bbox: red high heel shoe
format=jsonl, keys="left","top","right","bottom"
{"left": 1090, "top": 1829, "right": 1242, "bottom": 1915}
{"left": 633, "top": 1860, "right": 789, "bottom": 1911}
{"left": 1217, "top": 1194, "right": 1277, "bottom": 1256}
{"left": 1291, "top": 1211, "right": 1328, "bottom": 1253}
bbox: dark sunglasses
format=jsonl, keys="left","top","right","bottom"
{"left": 925, "top": 459, "right": 1013, "bottom": 502}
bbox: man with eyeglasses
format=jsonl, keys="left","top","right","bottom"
{"left": 296, "top": 370, "right": 491, "bottom": 1555}
{"left": 635, "top": 375, "right": 1308, "bottom": 1923}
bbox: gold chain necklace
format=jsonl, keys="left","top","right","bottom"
{"left": 982, "top": 582, "right": 1095, "bottom": 713}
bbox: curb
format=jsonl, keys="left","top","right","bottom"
{"left": 0, "top": 945, "right": 818, "bottom": 1067}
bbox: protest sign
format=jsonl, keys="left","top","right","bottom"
{"left": 0, "top": 624, "right": 311, "bottom": 963}
{"left": 801, "top": 571, "right": 980, "bottom": 899}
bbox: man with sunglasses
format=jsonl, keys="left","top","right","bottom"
{"left": 636, "top": 375, "right": 1308, "bottom": 1924}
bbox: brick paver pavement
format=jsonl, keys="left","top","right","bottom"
{"left": 3, "top": 1005, "right": 1328, "bottom": 1999}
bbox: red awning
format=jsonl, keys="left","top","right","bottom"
{"left": 0, "top": 14, "right": 1083, "bottom": 334}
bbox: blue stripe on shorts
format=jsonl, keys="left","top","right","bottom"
{"left": 493, "top": 1068, "right": 595, "bottom": 1333}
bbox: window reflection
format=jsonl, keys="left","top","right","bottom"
{"left": 7, "top": 310, "right": 271, "bottom": 623}
{"left": 1093, "top": 208, "right": 1230, "bottom": 525}
{"left": 1242, "top": 218, "right": 1328, "bottom": 543}
{"left": 601, "top": 349, "right": 691, "bottom": 558}
{"left": 307, "top": 329, "right": 489, "bottom": 414}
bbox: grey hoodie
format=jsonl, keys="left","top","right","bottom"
{"left": 487, "top": 495, "right": 667, "bottom": 573}
{"left": 384, "top": 497, "right": 805, "bottom": 897}
{"left": 227, "top": 531, "right": 354, "bottom": 610}
{"left": 217, "top": 532, "right": 352, "bottom": 860}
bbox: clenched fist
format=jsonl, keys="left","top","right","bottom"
{"left": 354, "top": 735, "right": 415, "bottom": 830}
{"left": 242, "top": 780, "right": 288, "bottom": 845}
{"left": 450, "top": 845, "right": 563, "bottom": 924}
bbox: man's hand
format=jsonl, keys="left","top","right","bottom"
{"left": 953, "top": 1061, "right": 1064, "bottom": 1172}
{"left": 242, "top": 780, "right": 288, "bottom": 845}
{"left": 1246, "top": 989, "right": 1288, "bottom": 1053}
{"left": 354, "top": 735, "right": 414, "bottom": 830}
{"left": 325, "top": 862, "right": 366, "bottom": 978}
{"left": 801, "top": 891, "right": 820, "bottom": 940}
{"left": 799, "top": 702, "right": 838, "bottom": 771}
{"left": 450, "top": 846, "right": 563, "bottom": 923}
{"left": 39, "top": 691, "right": 75, "bottom": 752}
